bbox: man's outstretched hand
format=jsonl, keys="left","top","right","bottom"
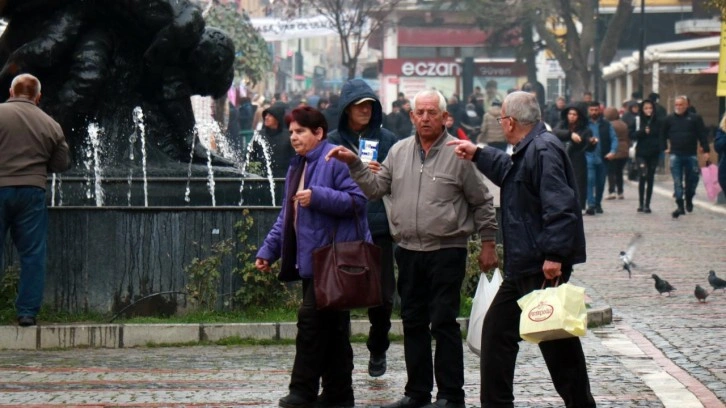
{"left": 446, "top": 139, "right": 478, "bottom": 161}
{"left": 325, "top": 145, "right": 357, "bottom": 164}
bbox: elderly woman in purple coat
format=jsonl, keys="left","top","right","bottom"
{"left": 255, "top": 106, "right": 370, "bottom": 408}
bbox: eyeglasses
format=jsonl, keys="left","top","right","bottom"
{"left": 496, "top": 116, "right": 515, "bottom": 124}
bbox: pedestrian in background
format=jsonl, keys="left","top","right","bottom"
{"left": 255, "top": 107, "right": 370, "bottom": 408}
{"left": 0, "top": 74, "right": 70, "bottom": 327}
{"left": 327, "top": 79, "right": 398, "bottom": 378}
{"left": 632, "top": 99, "right": 664, "bottom": 213}
{"left": 716, "top": 112, "right": 726, "bottom": 193}
{"left": 661, "top": 95, "right": 710, "bottom": 218}
{"left": 447, "top": 91, "right": 596, "bottom": 408}
{"left": 584, "top": 101, "right": 617, "bottom": 215}
{"left": 326, "top": 89, "right": 498, "bottom": 408}
{"left": 478, "top": 99, "right": 506, "bottom": 150}
{"left": 552, "top": 104, "right": 594, "bottom": 211}
{"left": 604, "top": 107, "right": 629, "bottom": 200}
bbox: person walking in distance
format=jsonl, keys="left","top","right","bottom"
{"left": 661, "top": 95, "right": 710, "bottom": 218}
{"left": 327, "top": 78, "right": 398, "bottom": 378}
{"left": 326, "top": 89, "right": 498, "bottom": 408}
{"left": 632, "top": 99, "right": 664, "bottom": 213}
{"left": 0, "top": 73, "right": 71, "bottom": 327}
{"left": 447, "top": 91, "right": 596, "bottom": 408}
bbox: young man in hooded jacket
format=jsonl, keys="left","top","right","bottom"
{"left": 327, "top": 79, "right": 399, "bottom": 378}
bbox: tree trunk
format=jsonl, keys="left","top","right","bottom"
{"left": 347, "top": 59, "right": 357, "bottom": 80}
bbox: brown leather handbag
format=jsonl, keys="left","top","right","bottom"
{"left": 312, "top": 198, "right": 382, "bottom": 311}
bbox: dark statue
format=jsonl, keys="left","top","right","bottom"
{"left": 0, "top": 0, "right": 235, "bottom": 175}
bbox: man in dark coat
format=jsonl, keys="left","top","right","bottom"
{"left": 448, "top": 91, "right": 595, "bottom": 408}
{"left": 256, "top": 102, "right": 293, "bottom": 178}
{"left": 327, "top": 79, "right": 399, "bottom": 378}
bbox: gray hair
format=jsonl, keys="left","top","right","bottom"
{"left": 412, "top": 89, "right": 447, "bottom": 112}
{"left": 10, "top": 74, "right": 41, "bottom": 98}
{"left": 503, "top": 91, "right": 541, "bottom": 125}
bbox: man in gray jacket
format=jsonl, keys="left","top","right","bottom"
{"left": 327, "top": 89, "right": 498, "bottom": 408}
{"left": 0, "top": 74, "right": 70, "bottom": 327}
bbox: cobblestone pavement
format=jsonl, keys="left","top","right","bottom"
{"left": 0, "top": 331, "right": 663, "bottom": 408}
{"left": 0, "top": 176, "right": 724, "bottom": 408}
{"left": 575, "top": 177, "right": 726, "bottom": 407}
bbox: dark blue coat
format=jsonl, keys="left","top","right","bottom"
{"left": 715, "top": 127, "right": 726, "bottom": 193}
{"left": 473, "top": 122, "right": 586, "bottom": 280}
{"left": 256, "top": 141, "right": 370, "bottom": 281}
{"left": 328, "top": 79, "right": 398, "bottom": 238}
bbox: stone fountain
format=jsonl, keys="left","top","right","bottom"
{"left": 0, "top": 0, "right": 283, "bottom": 315}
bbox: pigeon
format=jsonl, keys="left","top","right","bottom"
{"left": 651, "top": 274, "right": 676, "bottom": 296}
{"left": 708, "top": 270, "right": 726, "bottom": 292}
{"left": 694, "top": 285, "right": 709, "bottom": 302}
{"left": 618, "top": 233, "right": 642, "bottom": 278}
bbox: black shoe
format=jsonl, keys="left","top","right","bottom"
{"left": 672, "top": 208, "right": 685, "bottom": 219}
{"left": 595, "top": 205, "right": 603, "bottom": 214}
{"left": 17, "top": 316, "right": 36, "bottom": 327}
{"left": 585, "top": 208, "right": 596, "bottom": 216}
{"left": 637, "top": 207, "right": 644, "bottom": 212}
{"left": 382, "top": 396, "right": 431, "bottom": 408}
{"left": 423, "top": 400, "right": 466, "bottom": 408}
{"left": 686, "top": 197, "right": 694, "bottom": 212}
{"left": 368, "top": 352, "right": 386, "bottom": 377}
{"left": 644, "top": 207, "right": 652, "bottom": 214}
{"left": 280, "top": 393, "right": 316, "bottom": 408}
{"left": 316, "top": 396, "right": 354, "bottom": 408}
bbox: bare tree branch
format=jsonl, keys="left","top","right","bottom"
{"left": 309, "top": 0, "right": 403, "bottom": 79}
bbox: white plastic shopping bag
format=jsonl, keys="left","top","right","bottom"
{"left": 466, "top": 268, "right": 503, "bottom": 355}
{"left": 517, "top": 281, "right": 587, "bottom": 344}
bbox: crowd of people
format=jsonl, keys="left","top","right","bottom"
{"left": 2, "top": 68, "right": 723, "bottom": 408}
{"left": 247, "top": 79, "right": 722, "bottom": 408}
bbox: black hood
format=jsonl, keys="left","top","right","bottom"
{"left": 337, "top": 79, "right": 383, "bottom": 131}
{"left": 560, "top": 103, "right": 588, "bottom": 129}
{"left": 262, "top": 103, "right": 287, "bottom": 135}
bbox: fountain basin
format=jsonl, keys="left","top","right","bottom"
{"left": 2, "top": 205, "right": 282, "bottom": 314}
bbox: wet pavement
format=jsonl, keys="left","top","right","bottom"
{"left": 0, "top": 175, "right": 724, "bottom": 407}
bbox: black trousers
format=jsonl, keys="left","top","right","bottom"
{"left": 480, "top": 272, "right": 596, "bottom": 408}
{"left": 367, "top": 234, "right": 396, "bottom": 356}
{"left": 395, "top": 246, "right": 467, "bottom": 403}
{"left": 290, "top": 279, "right": 353, "bottom": 402}
{"left": 638, "top": 155, "right": 659, "bottom": 208}
{"left": 607, "top": 158, "right": 627, "bottom": 195}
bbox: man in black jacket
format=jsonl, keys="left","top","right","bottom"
{"left": 448, "top": 91, "right": 596, "bottom": 408}
{"left": 327, "top": 79, "right": 398, "bottom": 378}
{"left": 661, "top": 95, "right": 710, "bottom": 217}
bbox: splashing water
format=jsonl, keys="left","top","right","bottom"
{"left": 132, "top": 107, "right": 149, "bottom": 207}
{"left": 239, "top": 128, "right": 276, "bottom": 206}
{"left": 86, "top": 123, "right": 105, "bottom": 207}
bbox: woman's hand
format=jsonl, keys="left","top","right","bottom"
{"left": 294, "top": 189, "right": 312, "bottom": 207}
{"left": 571, "top": 132, "right": 582, "bottom": 143}
{"left": 255, "top": 258, "right": 271, "bottom": 272}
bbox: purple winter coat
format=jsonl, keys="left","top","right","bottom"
{"left": 256, "top": 140, "right": 371, "bottom": 281}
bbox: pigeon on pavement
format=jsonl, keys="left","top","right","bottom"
{"left": 708, "top": 270, "right": 726, "bottom": 292}
{"left": 651, "top": 274, "right": 676, "bottom": 296}
{"left": 619, "top": 233, "right": 642, "bottom": 279}
{"left": 695, "top": 285, "right": 709, "bottom": 302}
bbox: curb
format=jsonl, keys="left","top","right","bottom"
{"left": 0, "top": 307, "right": 612, "bottom": 350}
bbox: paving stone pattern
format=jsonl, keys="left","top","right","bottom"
{"left": 0, "top": 177, "right": 723, "bottom": 407}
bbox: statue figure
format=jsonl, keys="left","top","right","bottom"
{"left": 0, "top": 0, "right": 235, "bottom": 173}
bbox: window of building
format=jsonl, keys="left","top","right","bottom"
{"left": 399, "top": 47, "right": 437, "bottom": 58}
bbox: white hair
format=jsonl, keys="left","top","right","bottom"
{"left": 412, "top": 89, "right": 447, "bottom": 112}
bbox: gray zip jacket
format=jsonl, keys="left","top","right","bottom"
{"left": 348, "top": 129, "right": 497, "bottom": 251}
